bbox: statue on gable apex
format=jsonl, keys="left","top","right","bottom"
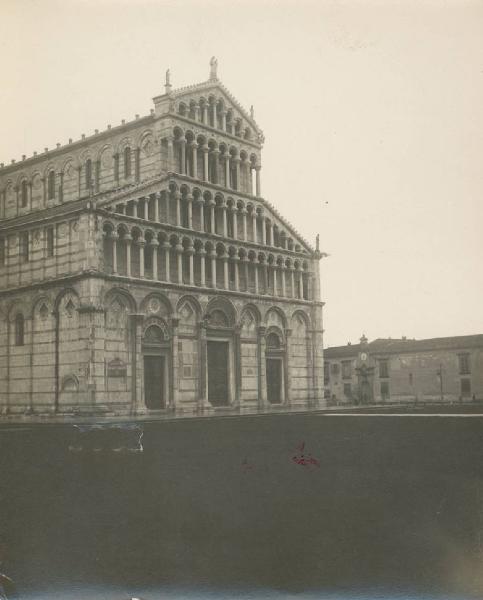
{"left": 250, "top": 105, "right": 255, "bottom": 119}
{"left": 209, "top": 56, "right": 218, "bottom": 80}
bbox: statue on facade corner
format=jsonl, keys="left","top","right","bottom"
{"left": 209, "top": 56, "right": 218, "bottom": 80}
{"left": 316, "top": 234, "right": 320, "bottom": 251}
{"left": 165, "top": 68, "right": 170, "bottom": 86}
{"left": 250, "top": 105, "right": 255, "bottom": 119}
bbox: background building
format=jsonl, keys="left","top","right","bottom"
{"left": 325, "top": 334, "right": 483, "bottom": 405}
{"left": 0, "top": 60, "right": 325, "bottom": 417}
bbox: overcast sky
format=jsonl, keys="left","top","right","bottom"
{"left": 0, "top": 0, "right": 482, "bottom": 347}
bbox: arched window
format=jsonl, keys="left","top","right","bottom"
{"left": 47, "top": 171, "right": 55, "bottom": 200}
{"left": 124, "top": 147, "right": 131, "bottom": 178}
{"left": 85, "top": 158, "right": 92, "bottom": 188}
{"left": 21, "top": 180, "right": 28, "bottom": 207}
{"left": 266, "top": 332, "right": 281, "bottom": 350}
{"left": 15, "top": 313, "right": 24, "bottom": 346}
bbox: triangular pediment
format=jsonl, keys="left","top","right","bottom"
{"left": 154, "top": 78, "right": 263, "bottom": 142}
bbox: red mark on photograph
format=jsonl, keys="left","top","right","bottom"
{"left": 292, "top": 441, "right": 320, "bottom": 468}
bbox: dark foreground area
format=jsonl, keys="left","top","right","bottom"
{"left": 1, "top": 413, "right": 483, "bottom": 599}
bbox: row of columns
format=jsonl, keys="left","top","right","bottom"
{"left": 180, "top": 103, "right": 247, "bottom": 137}
{"left": 106, "top": 233, "right": 308, "bottom": 299}
{"left": 115, "top": 192, "right": 293, "bottom": 250}
{"left": 167, "top": 137, "right": 261, "bottom": 196}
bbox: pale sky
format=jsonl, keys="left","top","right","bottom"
{"left": 0, "top": 0, "right": 482, "bottom": 347}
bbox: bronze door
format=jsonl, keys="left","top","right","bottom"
{"left": 266, "top": 358, "right": 282, "bottom": 404}
{"left": 144, "top": 355, "right": 165, "bottom": 409}
{"left": 207, "top": 341, "right": 229, "bottom": 406}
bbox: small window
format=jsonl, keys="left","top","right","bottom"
{"left": 15, "top": 313, "right": 24, "bottom": 346}
{"left": 19, "top": 232, "right": 29, "bottom": 262}
{"left": 124, "top": 147, "right": 132, "bottom": 178}
{"left": 331, "top": 363, "right": 340, "bottom": 375}
{"left": 458, "top": 353, "right": 470, "bottom": 375}
{"left": 266, "top": 332, "right": 281, "bottom": 349}
{"left": 342, "top": 360, "right": 352, "bottom": 379}
{"left": 379, "top": 359, "right": 389, "bottom": 378}
{"left": 47, "top": 171, "right": 56, "bottom": 200}
{"left": 21, "top": 180, "right": 28, "bottom": 208}
{"left": 381, "top": 381, "right": 390, "bottom": 400}
{"left": 85, "top": 159, "right": 92, "bottom": 188}
{"left": 46, "top": 227, "right": 55, "bottom": 257}
{"left": 324, "top": 362, "right": 330, "bottom": 385}
{"left": 0, "top": 238, "right": 5, "bottom": 266}
{"left": 461, "top": 379, "right": 471, "bottom": 397}
{"left": 343, "top": 383, "right": 352, "bottom": 399}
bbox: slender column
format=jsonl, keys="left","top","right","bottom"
{"left": 211, "top": 251, "right": 217, "bottom": 288}
{"left": 250, "top": 167, "right": 254, "bottom": 196}
{"left": 232, "top": 208, "right": 238, "bottom": 240}
{"left": 233, "top": 257, "right": 239, "bottom": 292}
{"left": 241, "top": 209, "right": 247, "bottom": 241}
{"left": 125, "top": 235, "right": 132, "bottom": 277}
{"left": 281, "top": 266, "right": 286, "bottom": 297}
{"left": 234, "top": 157, "right": 241, "bottom": 191}
{"left": 254, "top": 260, "right": 259, "bottom": 294}
{"left": 164, "top": 242, "right": 171, "bottom": 282}
{"left": 175, "top": 191, "right": 181, "bottom": 226}
{"left": 151, "top": 239, "right": 159, "bottom": 279}
{"left": 131, "top": 199, "right": 139, "bottom": 218}
{"left": 194, "top": 104, "right": 200, "bottom": 122}
{"left": 154, "top": 192, "right": 160, "bottom": 222}
{"left": 203, "top": 104, "right": 208, "bottom": 123}
{"left": 261, "top": 214, "right": 266, "bottom": 245}
{"left": 212, "top": 103, "right": 216, "bottom": 127}
{"left": 143, "top": 196, "right": 149, "bottom": 220}
{"left": 221, "top": 110, "right": 227, "bottom": 131}
{"left": 210, "top": 201, "right": 215, "bottom": 234}
{"left": 171, "top": 318, "right": 179, "bottom": 411}
{"left": 255, "top": 165, "right": 261, "bottom": 196}
{"left": 284, "top": 328, "right": 292, "bottom": 407}
{"left": 243, "top": 257, "right": 249, "bottom": 292}
{"left": 167, "top": 137, "right": 174, "bottom": 172}
{"left": 186, "top": 194, "right": 193, "bottom": 229}
{"left": 298, "top": 267, "right": 303, "bottom": 298}
{"left": 187, "top": 246, "right": 194, "bottom": 286}
{"left": 223, "top": 254, "right": 229, "bottom": 289}
{"left": 179, "top": 138, "right": 186, "bottom": 175}
{"left": 138, "top": 238, "right": 145, "bottom": 278}
{"left": 176, "top": 244, "right": 183, "bottom": 284}
{"left": 267, "top": 222, "right": 273, "bottom": 246}
{"left": 211, "top": 149, "right": 220, "bottom": 184}
{"left": 273, "top": 266, "right": 278, "bottom": 296}
{"left": 111, "top": 233, "right": 118, "bottom": 274}
{"left": 264, "top": 263, "right": 269, "bottom": 294}
{"left": 191, "top": 142, "right": 198, "bottom": 179}
{"left": 199, "top": 199, "right": 205, "bottom": 232}
{"left": 252, "top": 211, "right": 257, "bottom": 243}
{"left": 202, "top": 145, "right": 209, "bottom": 182}
{"left": 290, "top": 267, "right": 295, "bottom": 298}
{"left": 224, "top": 156, "right": 230, "bottom": 188}
{"left": 258, "top": 326, "right": 267, "bottom": 408}
{"left": 199, "top": 249, "right": 206, "bottom": 287}
{"left": 222, "top": 205, "right": 227, "bottom": 237}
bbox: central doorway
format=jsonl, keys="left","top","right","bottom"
{"left": 266, "top": 358, "right": 282, "bottom": 404}
{"left": 207, "top": 340, "right": 229, "bottom": 406}
{"left": 143, "top": 355, "right": 165, "bottom": 409}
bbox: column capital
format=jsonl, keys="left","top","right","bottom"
{"left": 163, "top": 241, "right": 171, "bottom": 250}
{"left": 198, "top": 248, "right": 207, "bottom": 257}
{"left": 173, "top": 190, "right": 181, "bottom": 200}
{"left": 185, "top": 194, "right": 194, "bottom": 202}
{"left": 149, "top": 239, "right": 159, "bottom": 248}
{"left": 135, "top": 238, "right": 145, "bottom": 247}
{"left": 185, "top": 246, "right": 195, "bottom": 256}
{"left": 175, "top": 243, "right": 184, "bottom": 253}
{"left": 178, "top": 137, "right": 187, "bottom": 145}
{"left": 109, "top": 232, "right": 119, "bottom": 240}
{"left": 202, "top": 145, "right": 209, "bottom": 153}
{"left": 254, "top": 164, "right": 262, "bottom": 172}
{"left": 124, "top": 234, "right": 133, "bottom": 242}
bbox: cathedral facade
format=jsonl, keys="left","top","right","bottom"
{"left": 0, "top": 60, "right": 325, "bottom": 417}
